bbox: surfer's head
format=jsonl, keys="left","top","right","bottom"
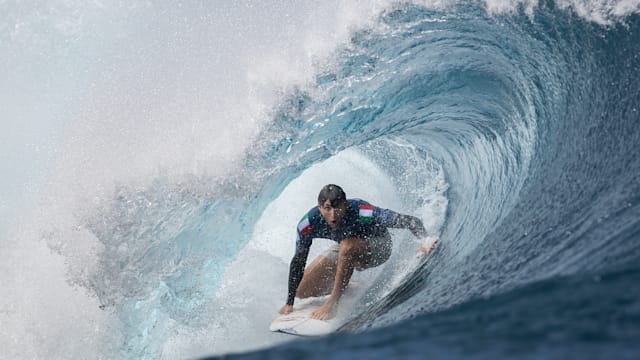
{"left": 318, "top": 184, "right": 347, "bottom": 207}
{"left": 318, "top": 184, "right": 348, "bottom": 229}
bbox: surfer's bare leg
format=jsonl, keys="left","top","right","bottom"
{"left": 296, "top": 255, "right": 337, "bottom": 298}
{"left": 311, "top": 237, "right": 371, "bottom": 320}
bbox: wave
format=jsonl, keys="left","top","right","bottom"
{"left": 2, "top": 1, "right": 640, "bottom": 359}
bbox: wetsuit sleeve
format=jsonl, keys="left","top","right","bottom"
{"left": 286, "top": 218, "right": 313, "bottom": 305}
{"left": 286, "top": 248, "right": 309, "bottom": 305}
{"left": 375, "top": 207, "right": 428, "bottom": 238}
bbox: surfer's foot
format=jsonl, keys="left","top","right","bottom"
{"left": 310, "top": 301, "right": 337, "bottom": 320}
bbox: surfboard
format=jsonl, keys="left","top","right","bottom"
{"left": 269, "top": 296, "right": 342, "bottom": 336}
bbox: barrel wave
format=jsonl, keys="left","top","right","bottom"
{"left": 234, "top": 3, "right": 640, "bottom": 359}
{"left": 2, "top": 1, "right": 639, "bottom": 359}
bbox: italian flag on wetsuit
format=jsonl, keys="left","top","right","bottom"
{"left": 298, "top": 213, "right": 312, "bottom": 236}
{"left": 359, "top": 204, "right": 374, "bottom": 223}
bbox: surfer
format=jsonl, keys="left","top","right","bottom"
{"left": 279, "top": 184, "right": 439, "bottom": 320}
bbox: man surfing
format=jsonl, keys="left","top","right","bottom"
{"left": 278, "top": 184, "right": 439, "bottom": 320}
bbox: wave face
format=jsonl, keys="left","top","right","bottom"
{"left": 237, "top": 2, "right": 640, "bottom": 359}
{"left": 2, "top": 1, "right": 640, "bottom": 359}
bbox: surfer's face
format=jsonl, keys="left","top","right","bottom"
{"left": 319, "top": 200, "right": 347, "bottom": 229}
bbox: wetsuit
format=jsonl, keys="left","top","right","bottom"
{"left": 286, "top": 198, "right": 426, "bottom": 306}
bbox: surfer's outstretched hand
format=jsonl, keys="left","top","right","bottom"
{"left": 417, "top": 236, "right": 440, "bottom": 257}
{"left": 279, "top": 304, "right": 293, "bottom": 315}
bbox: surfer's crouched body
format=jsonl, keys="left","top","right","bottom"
{"left": 279, "top": 184, "right": 439, "bottom": 320}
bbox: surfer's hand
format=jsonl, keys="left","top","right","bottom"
{"left": 279, "top": 304, "right": 293, "bottom": 315}
{"left": 417, "top": 236, "right": 439, "bottom": 257}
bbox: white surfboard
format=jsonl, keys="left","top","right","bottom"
{"left": 269, "top": 296, "right": 342, "bottom": 336}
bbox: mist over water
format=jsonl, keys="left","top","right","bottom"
{"left": 2, "top": 1, "right": 640, "bottom": 359}
{"left": 1, "top": 1, "right": 394, "bottom": 358}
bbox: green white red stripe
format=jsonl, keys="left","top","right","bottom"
{"left": 359, "top": 204, "right": 374, "bottom": 223}
{"left": 298, "top": 214, "right": 312, "bottom": 236}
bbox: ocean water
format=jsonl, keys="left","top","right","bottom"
{"left": 1, "top": 1, "right": 639, "bottom": 359}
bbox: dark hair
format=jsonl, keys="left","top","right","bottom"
{"left": 318, "top": 184, "right": 347, "bottom": 207}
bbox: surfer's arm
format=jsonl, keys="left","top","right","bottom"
{"left": 393, "top": 214, "right": 428, "bottom": 238}
{"left": 393, "top": 214, "right": 441, "bottom": 254}
{"left": 375, "top": 207, "right": 438, "bottom": 255}
{"left": 285, "top": 217, "right": 314, "bottom": 307}
{"left": 286, "top": 249, "right": 309, "bottom": 305}
{"left": 375, "top": 207, "right": 428, "bottom": 238}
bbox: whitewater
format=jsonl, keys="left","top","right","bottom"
{"left": 1, "top": 1, "right": 639, "bottom": 359}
